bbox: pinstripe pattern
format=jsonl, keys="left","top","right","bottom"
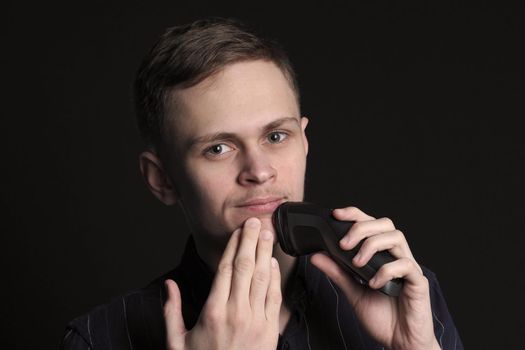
{"left": 122, "top": 297, "right": 133, "bottom": 350}
{"left": 326, "top": 277, "right": 349, "bottom": 350}
{"left": 87, "top": 315, "right": 92, "bottom": 347}
{"left": 61, "top": 236, "right": 464, "bottom": 350}
{"left": 433, "top": 311, "right": 446, "bottom": 348}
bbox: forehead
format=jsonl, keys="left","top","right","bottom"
{"left": 165, "top": 60, "right": 300, "bottom": 149}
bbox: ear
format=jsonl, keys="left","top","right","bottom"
{"left": 300, "top": 117, "right": 309, "bottom": 155}
{"left": 139, "top": 151, "right": 177, "bottom": 205}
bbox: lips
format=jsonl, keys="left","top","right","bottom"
{"left": 236, "top": 197, "right": 284, "bottom": 214}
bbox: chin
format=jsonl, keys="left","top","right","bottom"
{"left": 259, "top": 215, "right": 276, "bottom": 234}
{"left": 231, "top": 210, "right": 273, "bottom": 226}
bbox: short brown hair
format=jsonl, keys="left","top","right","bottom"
{"left": 134, "top": 17, "right": 300, "bottom": 152}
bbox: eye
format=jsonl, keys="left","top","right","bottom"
{"left": 267, "top": 131, "right": 288, "bottom": 144}
{"left": 206, "top": 143, "right": 233, "bottom": 156}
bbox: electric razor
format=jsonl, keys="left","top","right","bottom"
{"left": 273, "top": 201, "right": 403, "bottom": 297}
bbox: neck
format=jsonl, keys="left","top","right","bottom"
{"left": 272, "top": 243, "right": 297, "bottom": 290}
{"left": 273, "top": 244, "right": 296, "bottom": 334}
{"left": 192, "top": 233, "right": 224, "bottom": 272}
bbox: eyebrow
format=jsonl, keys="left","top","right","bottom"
{"left": 186, "top": 117, "right": 300, "bottom": 149}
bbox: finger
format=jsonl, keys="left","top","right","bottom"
{"left": 332, "top": 206, "right": 375, "bottom": 222}
{"left": 265, "top": 257, "right": 282, "bottom": 322}
{"left": 229, "top": 217, "right": 261, "bottom": 305}
{"left": 369, "top": 258, "right": 426, "bottom": 293}
{"left": 351, "top": 230, "right": 416, "bottom": 268}
{"left": 164, "top": 279, "right": 187, "bottom": 349}
{"left": 339, "top": 217, "right": 396, "bottom": 250}
{"left": 208, "top": 228, "right": 241, "bottom": 303}
{"left": 310, "top": 253, "right": 365, "bottom": 307}
{"left": 250, "top": 229, "right": 274, "bottom": 313}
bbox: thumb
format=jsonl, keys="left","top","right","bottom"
{"left": 164, "top": 279, "right": 187, "bottom": 348}
{"left": 310, "top": 253, "right": 365, "bottom": 305}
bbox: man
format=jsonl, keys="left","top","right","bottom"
{"left": 62, "top": 18, "right": 463, "bottom": 349}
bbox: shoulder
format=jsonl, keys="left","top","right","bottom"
{"left": 421, "top": 266, "right": 464, "bottom": 350}
{"left": 421, "top": 265, "right": 438, "bottom": 283}
{"left": 421, "top": 265, "right": 450, "bottom": 304}
{"left": 61, "top": 283, "right": 166, "bottom": 350}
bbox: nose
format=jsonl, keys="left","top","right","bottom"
{"left": 237, "top": 147, "right": 276, "bottom": 186}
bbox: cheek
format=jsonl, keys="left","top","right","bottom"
{"left": 185, "top": 162, "right": 236, "bottom": 211}
{"left": 191, "top": 163, "right": 250, "bottom": 235}
{"left": 276, "top": 148, "right": 307, "bottom": 183}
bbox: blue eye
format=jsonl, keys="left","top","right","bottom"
{"left": 267, "top": 132, "right": 288, "bottom": 143}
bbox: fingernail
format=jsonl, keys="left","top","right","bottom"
{"left": 369, "top": 276, "right": 377, "bottom": 287}
{"left": 271, "top": 257, "right": 278, "bottom": 268}
{"left": 353, "top": 253, "right": 361, "bottom": 264}
{"left": 340, "top": 237, "right": 350, "bottom": 247}
{"left": 245, "top": 217, "right": 260, "bottom": 228}
{"left": 261, "top": 230, "right": 273, "bottom": 241}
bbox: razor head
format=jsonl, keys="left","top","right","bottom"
{"left": 273, "top": 201, "right": 340, "bottom": 256}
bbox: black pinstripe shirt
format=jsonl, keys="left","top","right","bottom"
{"left": 61, "top": 237, "right": 463, "bottom": 349}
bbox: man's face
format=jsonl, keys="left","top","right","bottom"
{"left": 163, "top": 60, "right": 308, "bottom": 244}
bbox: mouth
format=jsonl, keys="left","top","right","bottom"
{"left": 236, "top": 197, "right": 285, "bottom": 214}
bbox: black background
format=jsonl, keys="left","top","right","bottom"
{"left": 4, "top": 1, "right": 524, "bottom": 348}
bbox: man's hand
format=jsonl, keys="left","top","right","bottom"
{"left": 163, "top": 217, "right": 282, "bottom": 350}
{"left": 310, "top": 206, "right": 441, "bottom": 350}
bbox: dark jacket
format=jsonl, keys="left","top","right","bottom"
{"left": 61, "top": 237, "right": 463, "bottom": 349}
